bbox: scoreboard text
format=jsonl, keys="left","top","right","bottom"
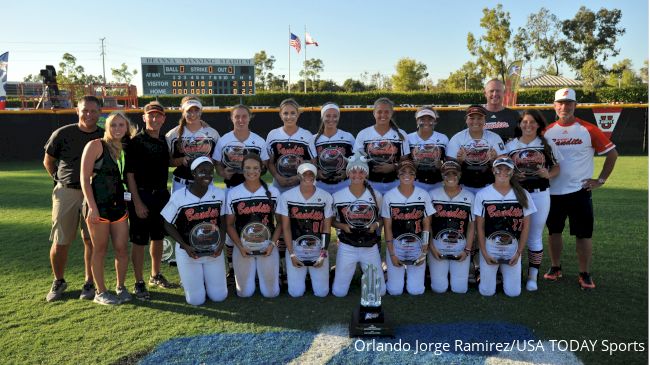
{"left": 141, "top": 57, "right": 255, "bottom": 96}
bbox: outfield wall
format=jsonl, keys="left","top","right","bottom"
{"left": 0, "top": 105, "right": 646, "bottom": 161}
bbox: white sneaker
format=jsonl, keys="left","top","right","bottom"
{"left": 526, "top": 279, "right": 538, "bottom": 291}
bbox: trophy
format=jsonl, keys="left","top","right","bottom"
{"left": 434, "top": 228, "right": 466, "bottom": 260}
{"left": 511, "top": 149, "right": 546, "bottom": 176}
{"left": 349, "top": 263, "right": 393, "bottom": 337}
{"left": 222, "top": 142, "right": 247, "bottom": 174}
{"left": 181, "top": 132, "right": 213, "bottom": 160}
{"left": 366, "top": 140, "right": 395, "bottom": 164}
{"left": 293, "top": 234, "right": 323, "bottom": 266}
{"left": 240, "top": 222, "right": 272, "bottom": 255}
{"left": 188, "top": 222, "right": 221, "bottom": 257}
{"left": 343, "top": 200, "right": 376, "bottom": 233}
{"left": 317, "top": 147, "right": 347, "bottom": 178}
{"left": 393, "top": 233, "right": 424, "bottom": 265}
{"left": 412, "top": 144, "right": 442, "bottom": 168}
{"left": 486, "top": 231, "right": 518, "bottom": 264}
{"left": 463, "top": 138, "right": 491, "bottom": 168}
{"left": 276, "top": 154, "right": 303, "bottom": 177}
{"left": 161, "top": 237, "right": 175, "bottom": 263}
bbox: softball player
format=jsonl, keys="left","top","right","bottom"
{"left": 331, "top": 152, "right": 386, "bottom": 297}
{"left": 506, "top": 110, "right": 562, "bottom": 291}
{"left": 428, "top": 161, "right": 475, "bottom": 294}
{"left": 166, "top": 96, "right": 220, "bottom": 192}
{"left": 354, "top": 97, "right": 410, "bottom": 195}
{"left": 213, "top": 104, "right": 269, "bottom": 188}
{"left": 313, "top": 102, "right": 355, "bottom": 195}
{"left": 408, "top": 106, "right": 449, "bottom": 191}
{"left": 382, "top": 160, "right": 434, "bottom": 296}
{"left": 277, "top": 163, "right": 334, "bottom": 297}
{"left": 225, "top": 154, "right": 282, "bottom": 298}
{"left": 473, "top": 157, "right": 536, "bottom": 297}
{"left": 161, "top": 157, "right": 228, "bottom": 305}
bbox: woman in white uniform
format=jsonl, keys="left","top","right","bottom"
{"left": 407, "top": 106, "right": 448, "bottom": 191}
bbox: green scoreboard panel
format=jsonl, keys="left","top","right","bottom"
{"left": 141, "top": 57, "right": 255, "bottom": 95}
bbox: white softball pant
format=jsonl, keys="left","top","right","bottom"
{"left": 427, "top": 252, "right": 471, "bottom": 294}
{"left": 332, "top": 242, "right": 386, "bottom": 297}
{"left": 478, "top": 251, "right": 522, "bottom": 297}
{"left": 527, "top": 190, "right": 550, "bottom": 252}
{"left": 175, "top": 243, "right": 228, "bottom": 305}
{"left": 232, "top": 245, "right": 280, "bottom": 298}
{"left": 385, "top": 248, "right": 426, "bottom": 295}
{"left": 284, "top": 250, "right": 330, "bottom": 297}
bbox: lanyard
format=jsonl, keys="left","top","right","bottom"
{"left": 116, "top": 150, "right": 127, "bottom": 190}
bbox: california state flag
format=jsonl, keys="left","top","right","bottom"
{"left": 592, "top": 107, "right": 622, "bottom": 138}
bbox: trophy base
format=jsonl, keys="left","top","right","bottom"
{"left": 349, "top": 306, "right": 393, "bottom": 337}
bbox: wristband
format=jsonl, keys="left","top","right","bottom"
{"left": 290, "top": 253, "right": 296, "bottom": 258}
{"left": 321, "top": 233, "right": 331, "bottom": 249}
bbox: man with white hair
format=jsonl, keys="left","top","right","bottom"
{"left": 483, "top": 79, "right": 520, "bottom": 141}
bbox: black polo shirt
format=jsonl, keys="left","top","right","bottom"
{"left": 125, "top": 131, "right": 170, "bottom": 191}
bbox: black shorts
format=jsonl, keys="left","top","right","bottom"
{"left": 546, "top": 189, "right": 593, "bottom": 239}
{"left": 128, "top": 189, "right": 170, "bottom": 245}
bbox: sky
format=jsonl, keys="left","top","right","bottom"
{"left": 4, "top": 0, "right": 648, "bottom": 95}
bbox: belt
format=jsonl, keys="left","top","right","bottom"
{"left": 525, "top": 187, "right": 547, "bottom": 193}
{"left": 59, "top": 182, "right": 81, "bottom": 190}
{"left": 173, "top": 176, "right": 193, "bottom": 185}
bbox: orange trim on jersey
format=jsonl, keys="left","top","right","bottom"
{"left": 543, "top": 118, "right": 615, "bottom": 155}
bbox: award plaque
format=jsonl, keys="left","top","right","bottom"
{"left": 393, "top": 233, "right": 424, "bottom": 265}
{"left": 293, "top": 235, "right": 323, "bottom": 266}
{"left": 350, "top": 263, "right": 392, "bottom": 337}
{"left": 161, "top": 237, "right": 175, "bottom": 263}
{"left": 434, "top": 228, "right": 466, "bottom": 260}
{"left": 317, "top": 147, "right": 347, "bottom": 178}
{"left": 366, "top": 140, "right": 396, "bottom": 164}
{"left": 343, "top": 200, "right": 376, "bottom": 233}
{"left": 181, "top": 132, "right": 213, "bottom": 160}
{"left": 486, "top": 231, "right": 518, "bottom": 264}
{"left": 222, "top": 142, "right": 247, "bottom": 173}
{"left": 276, "top": 154, "right": 303, "bottom": 177}
{"left": 189, "top": 222, "right": 221, "bottom": 257}
{"left": 412, "top": 144, "right": 442, "bottom": 167}
{"left": 511, "top": 149, "right": 545, "bottom": 176}
{"left": 240, "top": 222, "right": 272, "bottom": 255}
{"left": 463, "top": 138, "right": 491, "bottom": 168}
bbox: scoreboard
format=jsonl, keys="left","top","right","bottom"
{"left": 141, "top": 57, "right": 255, "bottom": 95}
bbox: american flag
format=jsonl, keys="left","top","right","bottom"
{"left": 290, "top": 33, "right": 301, "bottom": 54}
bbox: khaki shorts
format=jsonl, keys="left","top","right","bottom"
{"left": 50, "top": 184, "right": 90, "bottom": 246}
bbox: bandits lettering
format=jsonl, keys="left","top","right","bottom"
{"left": 552, "top": 138, "right": 583, "bottom": 146}
{"left": 276, "top": 143, "right": 305, "bottom": 156}
{"left": 185, "top": 207, "right": 219, "bottom": 221}
{"left": 486, "top": 205, "right": 523, "bottom": 218}
{"left": 434, "top": 206, "right": 468, "bottom": 219}
{"left": 237, "top": 202, "right": 272, "bottom": 215}
{"left": 290, "top": 207, "right": 324, "bottom": 220}
{"left": 391, "top": 208, "right": 424, "bottom": 220}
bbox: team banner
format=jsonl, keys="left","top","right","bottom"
{"left": 0, "top": 52, "right": 8, "bottom": 110}
{"left": 503, "top": 60, "right": 523, "bottom": 107}
{"left": 592, "top": 107, "right": 623, "bottom": 139}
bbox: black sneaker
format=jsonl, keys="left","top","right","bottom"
{"left": 578, "top": 272, "right": 596, "bottom": 290}
{"left": 149, "top": 273, "right": 178, "bottom": 289}
{"left": 46, "top": 279, "right": 67, "bottom": 302}
{"left": 79, "top": 281, "right": 95, "bottom": 300}
{"left": 134, "top": 281, "right": 150, "bottom": 300}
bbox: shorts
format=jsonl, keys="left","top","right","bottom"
{"left": 128, "top": 189, "right": 170, "bottom": 245}
{"left": 83, "top": 200, "right": 128, "bottom": 224}
{"left": 546, "top": 189, "right": 593, "bottom": 239}
{"left": 50, "top": 184, "right": 90, "bottom": 246}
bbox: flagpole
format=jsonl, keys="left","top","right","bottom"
{"left": 304, "top": 25, "right": 307, "bottom": 93}
{"left": 288, "top": 25, "right": 291, "bottom": 93}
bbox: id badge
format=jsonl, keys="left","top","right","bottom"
{"left": 123, "top": 192, "right": 132, "bottom": 201}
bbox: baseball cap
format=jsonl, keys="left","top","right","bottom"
{"left": 297, "top": 162, "right": 317, "bottom": 176}
{"left": 190, "top": 156, "right": 213, "bottom": 171}
{"left": 397, "top": 160, "right": 416, "bottom": 173}
{"left": 182, "top": 99, "right": 203, "bottom": 112}
{"left": 492, "top": 157, "right": 515, "bottom": 169}
{"left": 346, "top": 152, "right": 369, "bottom": 175}
{"left": 466, "top": 105, "right": 487, "bottom": 117}
{"left": 143, "top": 101, "right": 165, "bottom": 114}
{"left": 440, "top": 161, "right": 461, "bottom": 174}
{"left": 415, "top": 109, "right": 438, "bottom": 120}
{"left": 554, "top": 88, "right": 576, "bottom": 102}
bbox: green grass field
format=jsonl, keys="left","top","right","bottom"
{"left": 0, "top": 157, "right": 647, "bottom": 365}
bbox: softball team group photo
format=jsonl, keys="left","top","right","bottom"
{"left": 43, "top": 79, "right": 618, "bottom": 306}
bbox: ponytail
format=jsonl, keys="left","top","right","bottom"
{"left": 510, "top": 177, "right": 529, "bottom": 209}
{"left": 363, "top": 180, "right": 380, "bottom": 213}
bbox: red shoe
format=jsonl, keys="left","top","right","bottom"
{"left": 578, "top": 272, "right": 596, "bottom": 290}
{"left": 543, "top": 266, "right": 563, "bottom": 281}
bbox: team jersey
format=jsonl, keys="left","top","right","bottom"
{"left": 312, "top": 129, "right": 355, "bottom": 185}
{"left": 429, "top": 187, "right": 474, "bottom": 241}
{"left": 472, "top": 185, "right": 536, "bottom": 242}
{"left": 484, "top": 107, "right": 520, "bottom": 141}
{"left": 543, "top": 118, "right": 616, "bottom": 195}
{"left": 381, "top": 186, "right": 435, "bottom": 240}
{"left": 446, "top": 129, "right": 506, "bottom": 188}
{"left": 332, "top": 187, "right": 383, "bottom": 247}
{"left": 165, "top": 124, "right": 220, "bottom": 181}
{"left": 225, "top": 183, "right": 279, "bottom": 246}
{"left": 354, "top": 126, "right": 410, "bottom": 184}
{"left": 407, "top": 131, "right": 449, "bottom": 185}
{"left": 213, "top": 131, "right": 269, "bottom": 187}
{"left": 266, "top": 127, "right": 316, "bottom": 187}
{"left": 277, "top": 186, "right": 333, "bottom": 240}
{"left": 506, "top": 137, "right": 563, "bottom": 191}
{"left": 161, "top": 185, "right": 226, "bottom": 251}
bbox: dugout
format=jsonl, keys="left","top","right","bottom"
{"left": 0, "top": 105, "right": 646, "bottom": 161}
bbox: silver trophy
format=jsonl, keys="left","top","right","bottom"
{"left": 293, "top": 234, "right": 322, "bottom": 266}
{"left": 366, "top": 140, "right": 396, "bottom": 164}
{"left": 343, "top": 200, "right": 376, "bottom": 233}
{"left": 463, "top": 138, "right": 491, "bottom": 167}
{"left": 276, "top": 154, "right": 303, "bottom": 177}
{"left": 412, "top": 144, "right": 442, "bottom": 167}
{"left": 434, "top": 228, "right": 466, "bottom": 260}
{"left": 317, "top": 147, "right": 347, "bottom": 178}
{"left": 511, "top": 149, "right": 545, "bottom": 176}
{"left": 181, "top": 132, "right": 213, "bottom": 160}
{"left": 240, "top": 222, "right": 272, "bottom": 255}
{"left": 486, "top": 230, "right": 518, "bottom": 263}
{"left": 360, "top": 263, "right": 382, "bottom": 307}
{"left": 393, "top": 233, "right": 424, "bottom": 265}
{"left": 189, "top": 222, "right": 221, "bottom": 257}
{"left": 222, "top": 142, "right": 247, "bottom": 174}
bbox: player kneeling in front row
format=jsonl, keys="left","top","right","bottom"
{"left": 162, "top": 157, "right": 228, "bottom": 305}
{"left": 474, "top": 158, "right": 536, "bottom": 297}
{"left": 382, "top": 160, "right": 434, "bottom": 296}
{"left": 278, "top": 163, "right": 334, "bottom": 297}
{"left": 428, "top": 161, "right": 475, "bottom": 294}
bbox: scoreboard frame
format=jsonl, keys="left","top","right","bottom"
{"left": 141, "top": 57, "right": 255, "bottom": 96}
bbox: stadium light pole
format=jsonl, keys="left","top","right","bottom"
{"left": 100, "top": 37, "right": 107, "bottom": 85}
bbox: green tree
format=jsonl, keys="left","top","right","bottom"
{"left": 314, "top": 79, "right": 342, "bottom": 92}
{"left": 513, "top": 8, "right": 564, "bottom": 76}
{"left": 111, "top": 63, "right": 138, "bottom": 84}
{"left": 342, "top": 78, "right": 367, "bottom": 92}
{"left": 467, "top": 4, "right": 513, "bottom": 80}
{"left": 253, "top": 50, "right": 276, "bottom": 91}
{"left": 391, "top": 58, "right": 427, "bottom": 91}
{"left": 437, "top": 61, "right": 484, "bottom": 91}
{"left": 560, "top": 6, "right": 626, "bottom": 72}
{"left": 23, "top": 74, "right": 42, "bottom": 82}
{"left": 57, "top": 53, "right": 104, "bottom": 85}
{"left": 580, "top": 59, "right": 605, "bottom": 92}
{"left": 299, "top": 58, "right": 324, "bottom": 92}
{"left": 606, "top": 59, "right": 641, "bottom": 87}
{"left": 640, "top": 60, "right": 648, "bottom": 84}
